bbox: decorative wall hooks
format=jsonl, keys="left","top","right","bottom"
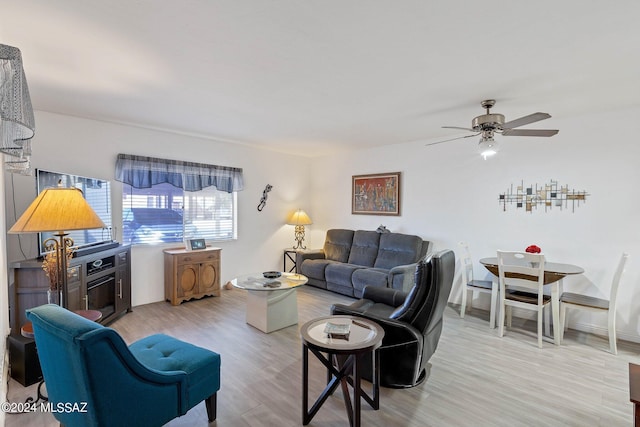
{"left": 499, "top": 179, "right": 589, "bottom": 213}
{"left": 257, "top": 184, "right": 272, "bottom": 211}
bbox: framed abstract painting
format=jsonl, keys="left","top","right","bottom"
{"left": 352, "top": 172, "right": 401, "bottom": 216}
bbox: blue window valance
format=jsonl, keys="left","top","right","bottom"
{"left": 115, "top": 153, "right": 244, "bottom": 193}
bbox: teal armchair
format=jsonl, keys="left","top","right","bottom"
{"left": 26, "top": 304, "right": 220, "bottom": 426}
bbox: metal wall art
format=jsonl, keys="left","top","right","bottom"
{"left": 499, "top": 179, "right": 589, "bottom": 213}
{"left": 257, "top": 184, "right": 272, "bottom": 211}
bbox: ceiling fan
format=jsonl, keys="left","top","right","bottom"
{"left": 426, "top": 99, "right": 559, "bottom": 159}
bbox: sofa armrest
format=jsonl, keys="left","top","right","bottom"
{"left": 295, "top": 249, "right": 325, "bottom": 273}
{"left": 362, "top": 286, "right": 408, "bottom": 307}
{"left": 388, "top": 263, "right": 420, "bottom": 292}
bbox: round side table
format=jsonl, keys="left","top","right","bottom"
{"left": 300, "top": 315, "right": 384, "bottom": 427}
{"left": 20, "top": 309, "right": 103, "bottom": 404}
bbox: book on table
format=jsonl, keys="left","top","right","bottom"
{"left": 324, "top": 321, "right": 351, "bottom": 339}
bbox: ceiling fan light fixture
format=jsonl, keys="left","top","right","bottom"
{"left": 432, "top": 100, "right": 558, "bottom": 157}
{"left": 478, "top": 137, "right": 498, "bottom": 159}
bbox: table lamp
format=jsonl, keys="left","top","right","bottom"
{"left": 286, "top": 209, "right": 312, "bottom": 250}
{"left": 8, "top": 187, "right": 106, "bottom": 305}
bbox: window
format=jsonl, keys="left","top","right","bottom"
{"left": 122, "top": 183, "right": 236, "bottom": 245}
{"left": 116, "top": 154, "right": 243, "bottom": 246}
{"left": 36, "top": 169, "right": 113, "bottom": 254}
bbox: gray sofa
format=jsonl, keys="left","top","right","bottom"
{"left": 296, "top": 229, "right": 432, "bottom": 298}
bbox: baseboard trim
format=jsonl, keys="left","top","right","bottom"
{"left": 451, "top": 302, "right": 640, "bottom": 344}
{"left": 570, "top": 321, "right": 640, "bottom": 344}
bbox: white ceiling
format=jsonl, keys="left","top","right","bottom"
{"left": 3, "top": 1, "right": 640, "bottom": 157}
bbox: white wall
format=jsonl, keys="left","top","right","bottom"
{"left": 308, "top": 107, "right": 640, "bottom": 342}
{"left": 4, "top": 107, "right": 639, "bottom": 343}
{"left": 4, "top": 111, "right": 312, "bottom": 306}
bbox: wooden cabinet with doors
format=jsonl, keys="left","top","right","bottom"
{"left": 163, "top": 247, "right": 221, "bottom": 305}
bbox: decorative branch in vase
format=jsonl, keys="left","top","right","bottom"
{"left": 41, "top": 238, "right": 75, "bottom": 306}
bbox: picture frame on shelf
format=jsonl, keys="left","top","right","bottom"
{"left": 352, "top": 172, "right": 401, "bottom": 216}
{"left": 187, "top": 238, "right": 206, "bottom": 251}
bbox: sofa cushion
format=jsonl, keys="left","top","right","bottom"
{"left": 374, "top": 233, "right": 424, "bottom": 270}
{"left": 347, "top": 230, "right": 381, "bottom": 267}
{"left": 352, "top": 268, "right": 389, "bottom": 298}
{"left": 300, "top": 259, "right": 339, "bottom": 281}
{"left": 326, "top": 263, "right": 363, "bottom": 297}
{"left": 323, "top": 229, "right": 355, "bottom": 262}
{"left": 326, "top": 281, "right": 355, "bottom": 297}
{"left": 325, "top": 263, "right": 363, "bottom": 287}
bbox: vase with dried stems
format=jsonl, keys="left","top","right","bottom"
{"left": 41, "top": 238, "right": 75, "bottom": 306}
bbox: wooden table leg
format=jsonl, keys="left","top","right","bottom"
{"left": 551, "top": 282, "right": 560, "bottom": 346}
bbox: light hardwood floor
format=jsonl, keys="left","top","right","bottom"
{"left": 5, "top": 285, "right": 640, "bottom": 426}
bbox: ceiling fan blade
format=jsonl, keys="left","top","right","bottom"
{"left": 502, "top": 129, "right": 559, "bottom": 137}
{"left": 442, "top": 126, "right": 475, "bottom": 132}
{"left": 502, "top": 112, "right": 551, "bottom": 129}
{"left": 425, "top": 133, "right": 480, "bottom": 147}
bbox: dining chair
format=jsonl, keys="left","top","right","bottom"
{"left": 559, "top": 253, "right": 629, "bottom": 355}
{"left": 459, "top": 242, "right": 498, "bottom": 328}
{"left": 497, "top": 250, "right": 551, "bottom": 348}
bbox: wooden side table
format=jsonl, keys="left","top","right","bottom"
{"left": 20, "top": 309, "right": 103, "bottom": 404}
{"left": 21, "top": 309, "right": 103, "bottom": 338}
{"left": 300, "top": 315, "right": 384, "bottom": 427}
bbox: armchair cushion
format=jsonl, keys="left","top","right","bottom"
{"left": 130, "top": 334, "right": 221, "bottom": 410}
{"left": 390, "top": 265, "right": 432, "bottom": 323}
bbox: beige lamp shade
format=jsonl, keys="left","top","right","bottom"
{"left": 286, "top": 209, "right": 312, "bottom": 226}
{"left": 8, "top": 187, "right": 106, "bottom": 234}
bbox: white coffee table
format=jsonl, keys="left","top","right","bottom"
{"left": 231, "top": 272, "right": 308, "bottom": 333}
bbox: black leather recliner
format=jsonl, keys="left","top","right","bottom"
{"left": 330, "top": 249, "right": 455, "bottom": 388}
